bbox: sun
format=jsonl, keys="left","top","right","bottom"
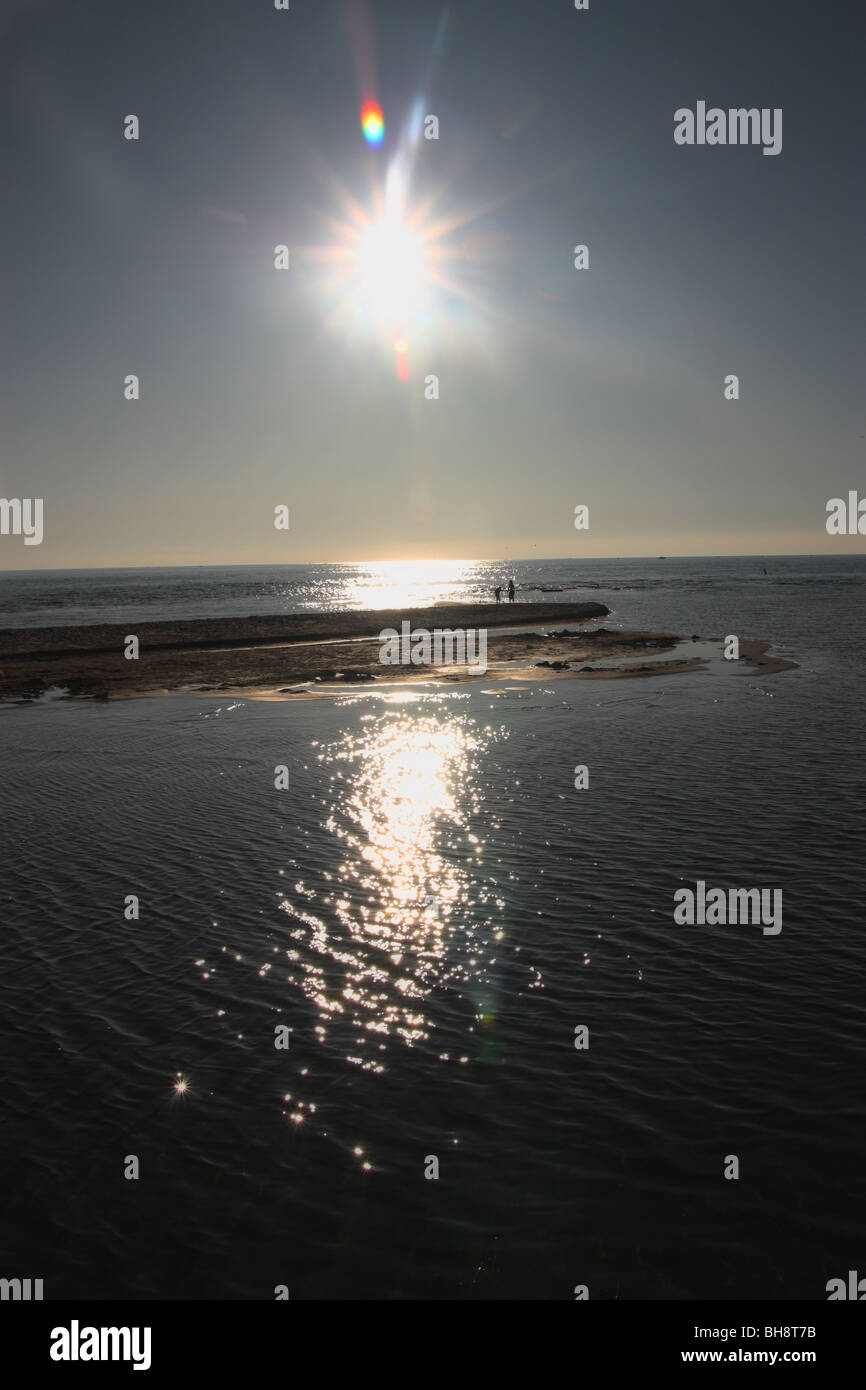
{"left": 354, "top": 216, "right": 427, "bottom": 330}
{"left": 304, "top": 101, "right": 505, "bottom": 374}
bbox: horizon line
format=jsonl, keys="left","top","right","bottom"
{"left": 1, "top": 551, "right": 864, "bottom": 576}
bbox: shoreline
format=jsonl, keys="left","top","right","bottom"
{"left": 0, "top": 603, "right": 797, "bottom": 703}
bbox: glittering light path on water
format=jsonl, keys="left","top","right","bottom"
{"left": 278, "top": 698, "right": 508, "bottom": 1071}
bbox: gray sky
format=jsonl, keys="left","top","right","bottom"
{"left": 1, "top": 0, "right": 863, "bottom": 567}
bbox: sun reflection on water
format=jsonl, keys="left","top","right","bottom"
{"left": 352, "top": 559, "right": 476, "bottom": 610}
{"left": 279, "top": 702, "right": 506, "bottom": 1068}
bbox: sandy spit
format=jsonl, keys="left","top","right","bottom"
{"left": 0, "top": 604, "right": 796, "bottom": 703}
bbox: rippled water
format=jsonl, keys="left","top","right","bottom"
{"left": 1, "top": 557, "right": 864, "bottom": 1298}
{"left": 2, "top": 554, "right": 863, "bottom": 628}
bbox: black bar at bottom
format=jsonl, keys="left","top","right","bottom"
{"left": 1, "top": 1300, "right": 861, "bottom": 1377}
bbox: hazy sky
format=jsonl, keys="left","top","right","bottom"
{"left": 1, "top": 0, "right": 863, "bottom": 568}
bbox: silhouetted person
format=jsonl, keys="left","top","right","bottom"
{"left": 508, "top": 579, "right": 515, "bottom": 603}
{"left": 494, "top": 585, "right": 502, "bottom": 603}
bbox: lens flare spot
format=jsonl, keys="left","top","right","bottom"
{"left": 361, "top": 100, "right": 384, "bottom": 146}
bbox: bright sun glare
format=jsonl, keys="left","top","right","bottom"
{"left": 310, "top": 86, "right": 499, "bottom": 377}
{"left": 355, "top": 216, "right": 426, "bottom": 329}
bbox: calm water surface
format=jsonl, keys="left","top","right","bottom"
{"left": 1, "top": 556, "right": 864, "bottom": 1298}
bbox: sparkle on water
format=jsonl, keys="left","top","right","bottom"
{"left": 350, "top": 558, "right": 477, "bottom": 610}
{"left": 279, "top": 704, "right": 507, "bottom": 1069}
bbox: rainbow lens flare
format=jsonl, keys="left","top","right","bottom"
{"left": 361, "top": 100, "right": 385, "bottom": 146}
{"left": 394, "top": 337, "right": 409, "bottom": 381}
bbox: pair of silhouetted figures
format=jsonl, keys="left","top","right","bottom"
{"left": 494, "top": 580, "right": 515, "bottom": 603}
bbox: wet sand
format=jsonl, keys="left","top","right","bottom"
{"left": 0, "top": 603, "right": 796, "bottom": 702}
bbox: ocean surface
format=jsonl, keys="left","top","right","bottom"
{"left": 2, "top": 553, "right": 863, "bottom": 630}
{"left": 1, "top": 555, "right": 864, "bottom": 1299}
